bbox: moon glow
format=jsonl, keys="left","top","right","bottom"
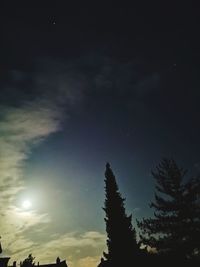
{"left": 22, "top": 200, "right": 32, "bottom": 209}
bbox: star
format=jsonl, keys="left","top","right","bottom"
{"left": 49, "top": 17, "right": 56, "bottom": 25}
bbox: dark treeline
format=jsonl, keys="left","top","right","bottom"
{"left": 98, "top": 159, "right": 200, "bottom": 267}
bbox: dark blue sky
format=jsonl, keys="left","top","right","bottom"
{"left": 0, "top": 2, "right": 200, "bottom": 266}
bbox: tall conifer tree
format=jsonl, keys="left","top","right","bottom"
{"left": 101, "top": 163, "right": 140, "bottom": 266}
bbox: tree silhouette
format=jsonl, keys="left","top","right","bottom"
{"left": 0, "top": 237, "right": 2, "bottom": 254}
{"left": 21, "top": 254, "right": 35, "bottom": 267}
{"left": 137, "top": 158, "right": 200, "bottom": 260}
{"left": 183, "top": 175, "right": 200, "bottom": 258}
{"left": 100, "top": 163, "right": 140, "bottom": 266}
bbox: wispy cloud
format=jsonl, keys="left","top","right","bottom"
{"left": 76, "top": 256, "right": 101, "bottom": 267}
{"left": 0, "top": 100, "right": 63, "bottom": 257}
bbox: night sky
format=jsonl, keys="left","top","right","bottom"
{"left": 1, "top": 2, "right": 200, "bottom": 267}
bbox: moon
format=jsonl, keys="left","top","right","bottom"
{"left": 22, "top": 200, "right": 32, "bottom": 209}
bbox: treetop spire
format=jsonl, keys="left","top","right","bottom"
{"left": 106, "top": 162, "right": 110, "bottom": 169}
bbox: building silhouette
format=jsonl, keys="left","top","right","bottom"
{"left": 0, "top": 238, "right": 10, "bottom": 267}
{"left": 0, "top": 239, "right": 68, "bottom": 267}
